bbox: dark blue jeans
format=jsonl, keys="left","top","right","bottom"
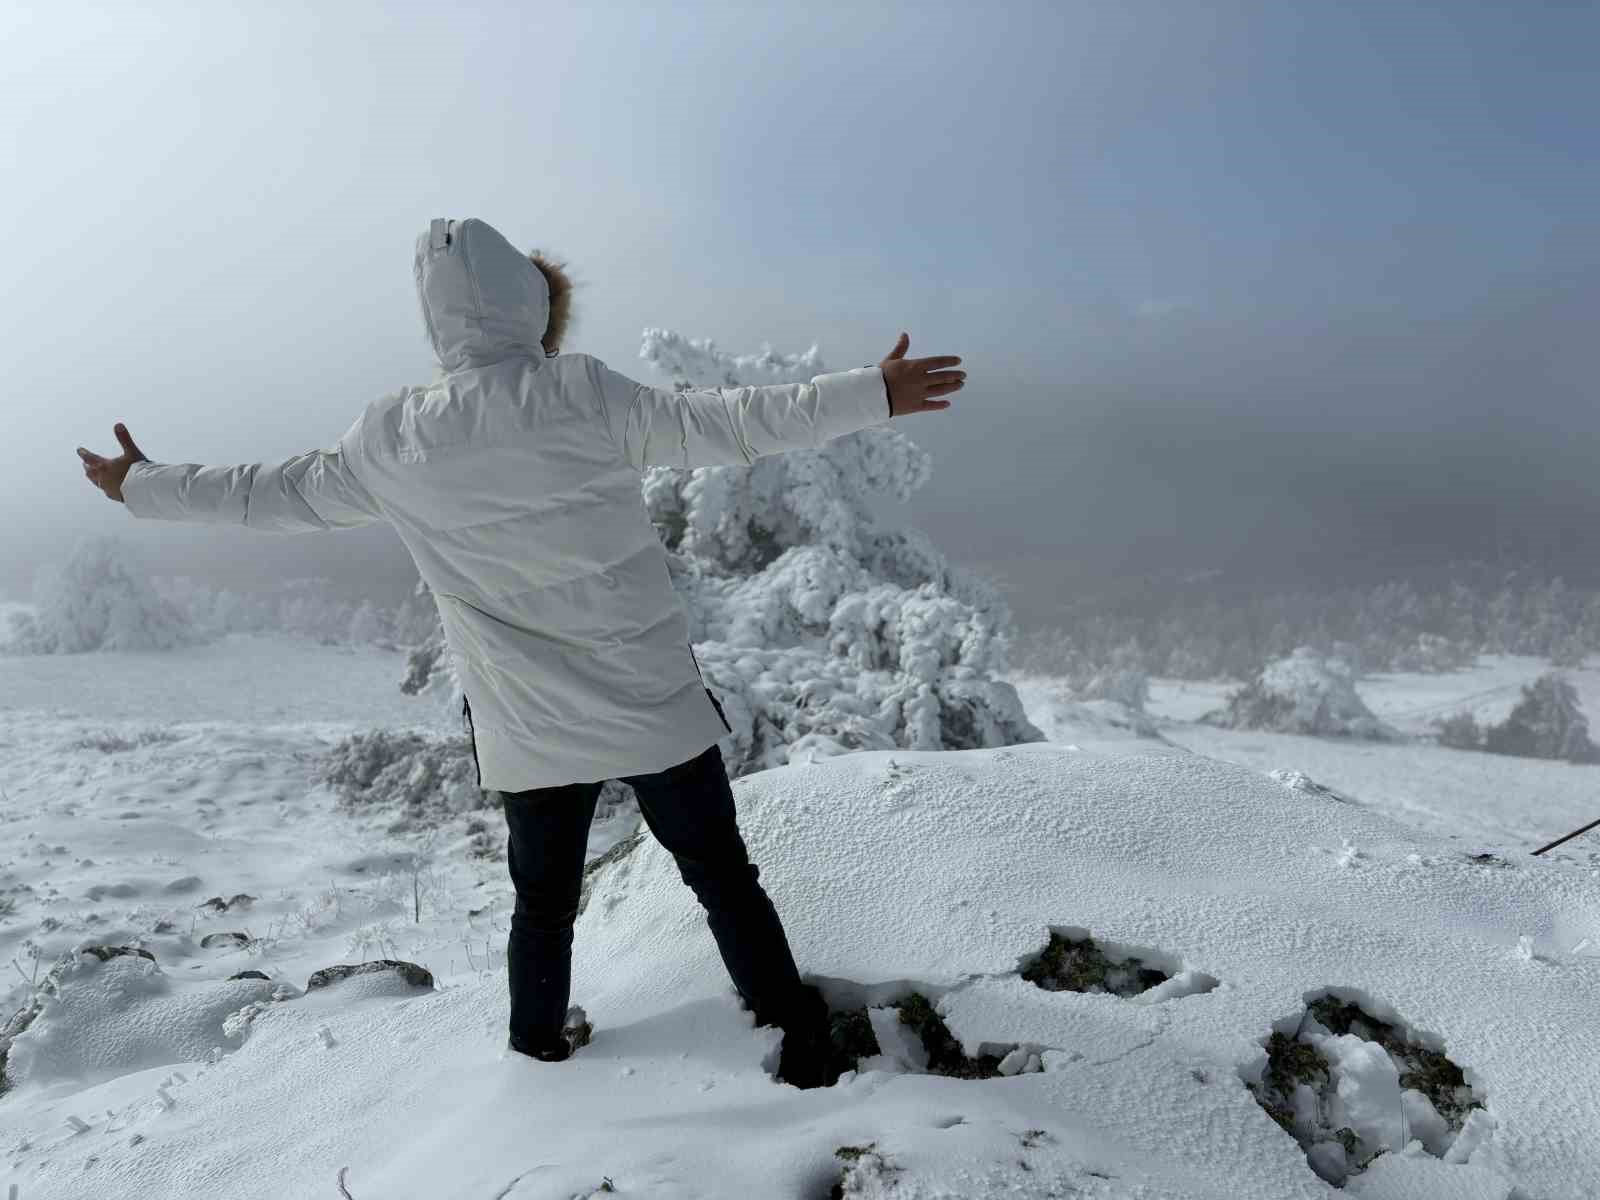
{"left": 498, "top": 740, "right": 807, "bottom": 1054}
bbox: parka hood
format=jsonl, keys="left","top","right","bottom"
{"left": 414, "top": 218, "right": 549, "bottom": 372}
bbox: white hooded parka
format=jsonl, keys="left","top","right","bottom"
{"left": 122, "top": 218, "right": 893, "bottom": 790}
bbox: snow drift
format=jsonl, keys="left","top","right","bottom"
{"left": 4, "top": 743, "right": 1593, "bottom": 1199}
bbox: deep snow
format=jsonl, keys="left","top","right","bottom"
{"left": 1, "top": 636, "right": 1597, "bottom": 1199}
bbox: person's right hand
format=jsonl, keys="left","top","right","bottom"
{"left": 77, "top": 423, "right": 149, "bottom": 504}
{"left": 879, "top": 332, "right": 965, "bottom": 417}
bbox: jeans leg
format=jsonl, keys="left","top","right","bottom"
{"left": 622, "top": 742, "right": 807, "bottom": 1028}
{"left": 499, "top": 779, "right": 602, "bottom": 1051}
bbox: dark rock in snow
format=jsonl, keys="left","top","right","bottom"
{"left": 85, "top": 882, "right": 139, "bottom": 901}
{"left": 200, "top": 932, "right": 252, "bottom": 949}
{"left": 199, "top": 893, "right": 257, "bottom": 912}
{"left": 306, "top": 959, "right": 435, "bottom": 992}
{"left": 79, "top": 945, "right": 156, "bottom": 963}
{"left": 227, "top": 970, "right": 272, "bottom": 982}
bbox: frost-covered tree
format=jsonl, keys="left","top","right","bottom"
{"left": 1074, "top": 642, "right": 1149, "bottom": 712}
{"left": 346, "top": 600, "right": 392, "bottom": 646}
{"left": 4, "top": 535, "right": 199, "bottom": 654}
{"left": 153, "top": 576, "right": 275, "bottom": 638}
{"left": 400, "top": 330, "right": 1041, "bottom": 776}
{"left": 1209, "top": 647, "right": 1398, "bottom": 740}
{"left": 1482, "top": 673, "right": 1600, "bottom": 763}
{"left": 1432, "top": 710, "right": 1484, "bottom": 752}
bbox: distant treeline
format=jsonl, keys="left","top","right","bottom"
{"left": 1017, "top": 575, "right": 1600, "bottom": 682}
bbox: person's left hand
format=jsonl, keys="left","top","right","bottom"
{"left": 77, "top": 424, "right": 148, "bottom": 504}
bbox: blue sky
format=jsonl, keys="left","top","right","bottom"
{"left": 3, "top": 1, "right": 1597, "bottom": 618}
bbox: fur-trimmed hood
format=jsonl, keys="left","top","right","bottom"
{"left": 413, "top": 218, "right": 549, "bottom": 372}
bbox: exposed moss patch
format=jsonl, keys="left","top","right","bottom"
{"left": 1307, "top": 997, "right": 1481, "bottom": 1127}
{"left": 1021, "top": 932, "right": 1169, "bottom": 997}
{"left": 896, "top": 991, "right": 1005, "bottom": 1079}
{"left": 829, "top": 1007, "right": 879, "bottom": 1067}
{"left": 781, "top": 988, "right": 1037, "bottom": 1089}
{"left": 828, "top": 1143, "right": 902, "bottom": 1199}
{"left": 1246, "top": 995, "right": 1483, "bottom": 1187}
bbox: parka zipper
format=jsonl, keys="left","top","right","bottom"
{"left": 687, "top": 642, "right": 733, "bottom": 734}
{"left": 462, "top": 693, "right": 483, "bottom": 789}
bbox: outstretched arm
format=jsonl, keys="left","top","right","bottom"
{"left": 77, "top": 419, "right": 384, "bottom": 533}
{"left": 588, "top": 332, "right": 964, "bottom": 472}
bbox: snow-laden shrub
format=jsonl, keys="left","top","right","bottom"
{"left": 154, "top": 575, "right": 404, "bottom": 648}
{"left": 1432, "top": 711, "right": 1484, "bottom": 752}
{"left": 1482, "top": 673, "right": 1600, "bottom": 764}
{"left": 4, "top": 535, "right": 200, "bottom": 654}
{"left": 346, "top": 600, "right": 393, "bottom": 646}
{"left": 153, "top": 576, "right": 275, "bottom": 638}
{"left": 320, "top": 728, "right": 640, "bottom": 833}
{"left": 398, "top": 331, "right": 1041, "bottom": 777}
{"left": 1390, "top": 633, "right": 1477, "bottom": 674}
{"left": 1074, "top": 643, "right": 1149, "bottom": 711}
{"left": 1210, "top": 648, "right": 1398, "bottom": 740}
{"left": 320, "top": 730, "right": 486, "bottom": 830}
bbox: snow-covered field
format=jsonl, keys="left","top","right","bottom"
{"left": 1140, "top": 658, "right": 1600, "bottom": 853}
{"left": 2, "top": 635, "right": 1597, "bottom": 1198}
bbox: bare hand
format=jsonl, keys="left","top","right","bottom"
{"left": 77, "top": 424, "right": 149, "bottom": 504}
{"left": 879, "top": 332, "right": 964, "bottom": 417}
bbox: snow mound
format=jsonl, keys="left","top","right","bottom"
{"left": 3, "top": 948, "right": 274, "bottom": 1093}
{"left": 6, "top": 745, "right": 1591, "bottom": 1199}
{"left": 1006, "top": 673, "right": 1172, "bottom": 749}
{"left": 1212, "top": 648, "right": 1400, "bottom": 739}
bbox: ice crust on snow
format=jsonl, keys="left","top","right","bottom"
{"left": 5, "top": 742, "right": 1593, "bottom": 1198}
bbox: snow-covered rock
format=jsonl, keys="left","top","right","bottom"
{"left": 2, "top": 948, "right": 274, "bottom": 1093}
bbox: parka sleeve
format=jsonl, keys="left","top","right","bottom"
{"left": 583, "top": 355, "right": 892, "bottom": 471}
{"left": 121, "top": 414, "right": 385, "bottom": 533}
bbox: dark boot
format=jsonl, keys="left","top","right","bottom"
{"left": 772, "top": 984, "right": 838, "bottom": 1089}
{"left": 508, "top": 1004, "right": 591, "bottom": 1062}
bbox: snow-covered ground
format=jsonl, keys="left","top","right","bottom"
{"left": 1140, "top": 658, "right": 1600, "bottom": 853}
{"left": 1, "top": 636, "right": 1597, "bottom": 1198}
{"left": 1147, "top": 655, "right": 1600, "bottom": 738}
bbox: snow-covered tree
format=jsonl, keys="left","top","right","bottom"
{"left": 346, "top": 600, "right": 391, "bottom": 647}
{"left": 1209, "top": 647, "right": 1398, "bottom": 740}
{"left": 1482, "top": 673, "right": 1600, "bottom": 763}
{"left": 153, "top": 576, "right": 275, "bottom": 638}
{"left": 1074, "top": 641, "right": 1149, "bottom": 711}
{"left": 399, "top": 331, "right": 1041, "bottom": 775}
{"left": 4, "top": 535, "right": 199, "bottom": 654}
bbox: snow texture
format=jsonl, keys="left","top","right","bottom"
{"left": 3, "top": 738, "right": 1593, "bottom": 1198}
{"left": 4, "top": 950, "right": 274, "bottom": 1093}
